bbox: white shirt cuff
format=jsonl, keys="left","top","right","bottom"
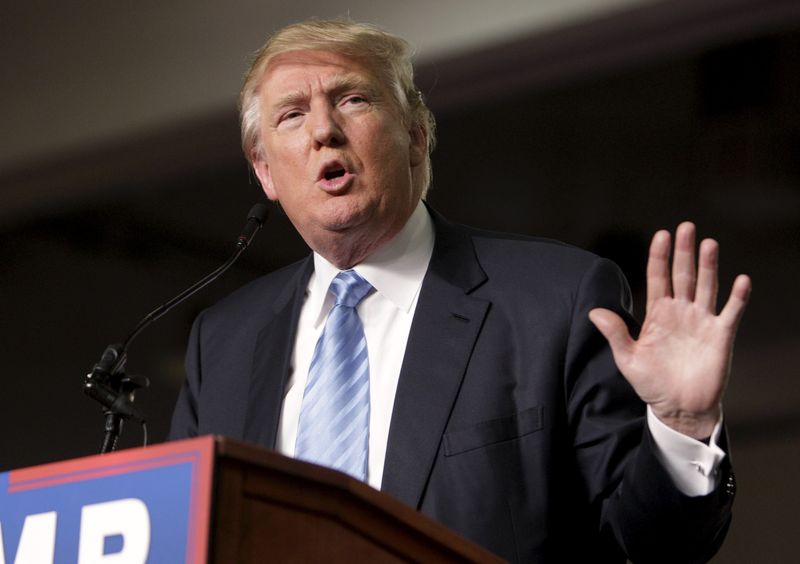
{"left": 646, "top": 405, "right": 726, "bottom": 497}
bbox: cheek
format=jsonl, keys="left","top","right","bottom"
{"left": 367, "top": 123, "right": 411, "bottom": 168}
{"left": 262, "top": 141, "right": 308, "bottom": 192}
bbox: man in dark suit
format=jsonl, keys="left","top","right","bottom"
{"left": 169, "top": 20, "right": 751, "bottom": 563}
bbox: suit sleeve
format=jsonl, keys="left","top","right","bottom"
{"left": 167, "top": 311, "right": 204, "bottom": 440}
{"left": 564, "top": 257, "right": 734, "bottom": 564}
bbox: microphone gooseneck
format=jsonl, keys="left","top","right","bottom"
{"left": 83, "top": 203, "right": 269, "bottom": 453}
{"left": 111, "top": 202, "right": 269, "bottom": 375}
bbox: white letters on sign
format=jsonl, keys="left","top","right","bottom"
{"left": 78, "top": 498, "right": 151, "bottom": 564}
{"left": 0, "top": 511, "right": 57, "bottom": 564}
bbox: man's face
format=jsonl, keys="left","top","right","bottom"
{"left": 252, "top": 50, "right": 426, "bottom": 267}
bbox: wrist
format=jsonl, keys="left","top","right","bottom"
{"left": 651, "top": 406, "right": 721, "bottom": 441}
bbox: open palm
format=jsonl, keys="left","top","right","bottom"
{"left": 589, "top": 222, "right": 751, "bottom": 439}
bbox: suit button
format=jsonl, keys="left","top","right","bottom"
{"left": 725, "top": 472, "right": 736, "bottom": 496}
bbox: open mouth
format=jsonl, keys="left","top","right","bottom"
{"left": 319, "top": 160, "right": 350, "bottom": 182}
{"left": 324, "top": 167, "right": 346, "bottom": 180}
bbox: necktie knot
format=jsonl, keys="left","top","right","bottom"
{"left": 330, "top": 270, "right": 372, "bottom": 308}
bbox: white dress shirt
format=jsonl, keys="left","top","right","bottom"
{"left": 277, "top": 202, "right": 725, "bottom": 495}
{"left": 277, "top": 202, "right": 434, "bottom": 490}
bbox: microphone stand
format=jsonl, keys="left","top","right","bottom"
{"left": 83, "top": 203, "right": 269, "bottom": 453}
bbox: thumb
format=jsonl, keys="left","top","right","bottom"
{"left": 588, "top": 308, "right": 635, "bottom": 364}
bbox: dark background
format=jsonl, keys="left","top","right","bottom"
{"left": 1, "top": 1, "right": 798, "bottom": 562}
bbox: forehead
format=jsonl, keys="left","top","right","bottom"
{"left": 260, "top": 50, "right": 380, "bottom": 97}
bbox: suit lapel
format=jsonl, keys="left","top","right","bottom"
{"left": 243, "top": 257, "right": 313, "bottom": 448}
{"left": 381, "top": 212, "right": 490, "bottom": 508}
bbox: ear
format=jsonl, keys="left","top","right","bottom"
{"left": 252, "top": 150, "right": 278, "bottom": 201}
{"left": 408, "top": 123, "right": 427, "bottom": 167}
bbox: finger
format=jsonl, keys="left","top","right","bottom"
{"left": 672, "top": 221, "right": 697, "bottom": 301}
{"left": 589, "top": 308, "right": 635, "bottom": 366}
{"left": 720, "top": 274, "right": 752, "bottom": 329}
{"left": 646, "top": 229, "right": 672, "bottom": 313}
{"left": 694, "top": 238, "right": 719, "bottom": 312}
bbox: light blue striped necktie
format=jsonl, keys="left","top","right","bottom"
{"left": 295, "top": 270, "right": 373, "bottom": 480}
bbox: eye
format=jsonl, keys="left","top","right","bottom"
{"left": 278, "top": 109, "right": 304, "bottom": 124}
{"left": 342, "top": 94, "right": 368, "bottom": 107}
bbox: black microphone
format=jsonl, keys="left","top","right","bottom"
{"left": 112, "top": 202, "right": 268, "bottom": 374}
{"left": 238, "top": 203, "right": 269, "bottom": 249}
{"left": 84, "top": 203, "right": 269, "bottom": 432}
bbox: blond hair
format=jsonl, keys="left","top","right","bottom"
{"left": 239, "top": 19, "right": 436, "bottom": 196}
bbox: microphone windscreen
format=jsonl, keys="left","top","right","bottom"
{"left": 248, "top": 203, "right": 269, "bottom": 224}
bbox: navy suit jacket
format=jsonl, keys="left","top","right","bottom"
{"left": 169, "top": 209, "right": 734, "bottom": 563}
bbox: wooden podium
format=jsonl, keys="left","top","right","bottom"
{"left": 0, "top": 436, "right": 501, "bottom": 563}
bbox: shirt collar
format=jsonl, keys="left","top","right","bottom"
{"left": 306, "top": 201, "right": 435, "bottom": 326}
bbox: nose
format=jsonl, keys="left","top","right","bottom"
{"left": 309, "top": 106, "right": 345, "bottom": 148}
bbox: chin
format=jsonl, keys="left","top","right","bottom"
{"left": 317, "top": 199, "right": 375, "bottom": 232}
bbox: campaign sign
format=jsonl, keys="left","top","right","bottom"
{"left": 0, "top": 436, "right": 213, "bottom": 564}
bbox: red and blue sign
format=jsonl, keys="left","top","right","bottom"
{"left": 0, "top": 437, "right": 213, "bottom": 563}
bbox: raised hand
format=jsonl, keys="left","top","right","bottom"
{"left": 588, "top": 222, "right": 751, "bottom": 440}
